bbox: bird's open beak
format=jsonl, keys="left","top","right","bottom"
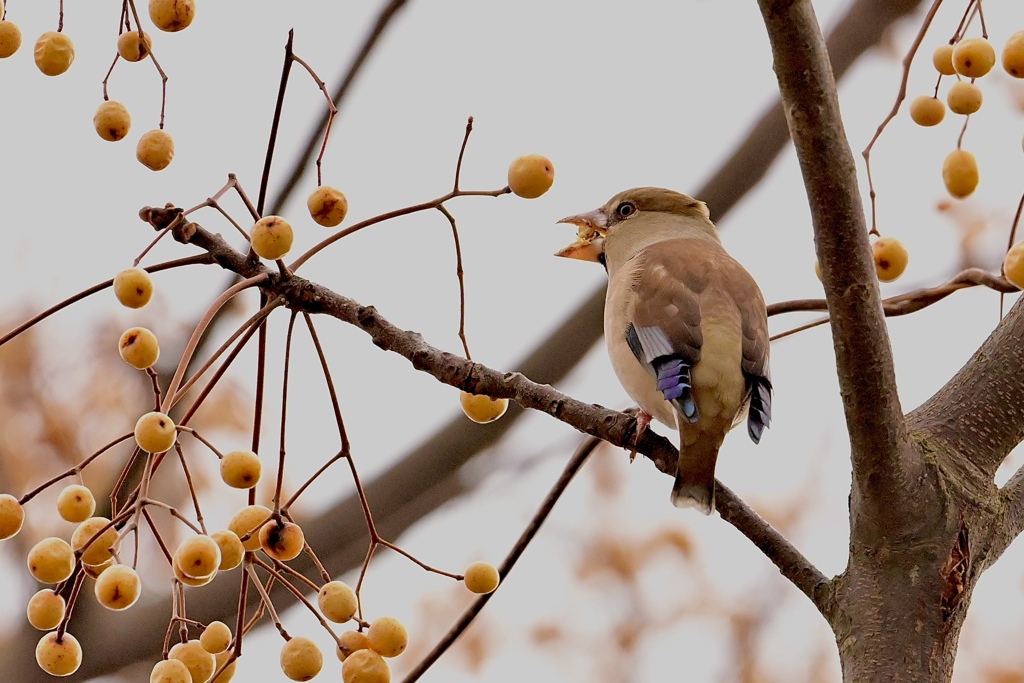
{"left": 555, "top": 209, "right": 607, "bottom": 262}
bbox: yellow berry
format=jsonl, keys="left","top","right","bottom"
{"left": 220, "top": 450, "right": 261, "bottom": 489}
{"left": 0, "top": 493, "right": 25, "bottom": 539}
{"left": 463, "top": 561, "right": 499, "bottom": 594}
{"left": 259, "top": 519, "right": 305, "bottom": 562}
{"left": 83, "top": 558, "right": 114, "bottom": 579}
{"left": 1004, "top": 31, "right": 1024, "bottom": 77}
{"left": 82, "top": 557, "right": 112, "bottom": 581}
{"left": 946, "top": 81, "right": 983, "bottom": 115}
{"left": 227, "top": 504, "right": 272, "bottom": 551}
{"left": 507, "top": 153, "right": 554, "bottom": 199}
{"left": 174, "top": 535, "right": 221, "bottom": 580}
{"left": 0, "top": 20, "right": 21, "bottom": 58}
{"left": 34, "top": 31, "right": 74, "bottom": 76}
{"left": 212, "top": 651, "right": 238, "bottom": 683}
{"left": 94, "top": 563, "right": 142, "bottom": 610}
{"left": 27, "top": 589, "right": 66, "bottom": 630}
{"left": 459, "top": 391, "right": 508, "bottom": 424}
{"left": 35, "top": 631, "right": 82, "bottom": 676}
{"left": 211, "top": 529, "right": 245, "bottom": 571}
{"left": 149, "top": 0, "right": 196, "bottom": 32}
{"left": 200, "top": 621, "right": 232, "bottom": 654}
{"left": 117, "top": 30, "right": 151, "bottom": 62}
{"left": 135, "top": 411, "right": 177, "bottom": 453}
{"left": 94, "top": 100, "right": 132, "bottom": 142}
{"left": 137, "top": 129, "right": 175, "bottom": 171}
{"left": 250, "top": 216, "right": 294, "bottom": 260}
{"left": 318, "top": 580, "right": 358, "bottom": 623}
{"left": 872, "top": 237, "right": 909, "bottom": 283}
{"left": 908, "top": 95, "right": 945, "bottom": 126}
{"left": 119, "top": 327, "right": 161, "bottom": 370}
{"left": 342, "top": 649, "right": 391, "bottom": 683}
{"left": 114, "top": 267, "right": 154, "bottom": 308}
{"left": 1002, "top": 241, "right": 1024, "bottom": 288}
{"left": 280, "top": 636, "right": 323, "bottom": 682}
{"left": 56, "top": 484, "right": 96, "bottom": 523}
{"left": 151, "top": 659, "right": 192, "bottom": 683}
{"left": 72, "top": 516, "right": 119, "bottom": 565}
{"left": 953, "top": 37, "right": 996, "bottom": 78}
{"left": 173, "top": 558, "right": 215, "bottom": 587}
{"left": 933, "top": 44, "right": 956, "bottom": 75}
{"left": 367, "top": 616, "right": 408, "bottom": 658}
{"left": 170, "top": 639, "right": 216, "bottom": 683}
{"left": 307, "top": 186, "right": 349, "bottom": 227}
{"left": 28, "top": 537, "right": 75, "bottom": 584}
{"left": 337, "top": 631, "right": 372, "bottom": 661}
{"left": 942, "top": 149, "right": 979, "bottom": 198}
{"left": 813, "top": 260, "right": 823, "bottom": 283}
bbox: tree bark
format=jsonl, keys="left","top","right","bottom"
{"left": 754, "top": 0, "right": 989, "bottom": 680}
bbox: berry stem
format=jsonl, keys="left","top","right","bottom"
{"left": 160, "top": 274, "right": 270, "bottom": 414}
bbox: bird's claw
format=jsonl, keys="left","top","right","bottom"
{"left": 627, "top": 410, "right": 653, "bottom": 462}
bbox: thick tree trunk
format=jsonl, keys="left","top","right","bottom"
{"left": 831, "top": 517, "right": 968, "bottom": 682}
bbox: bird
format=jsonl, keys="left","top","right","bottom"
{"left": 556, "top": 187, "right": 771, "bottom": 514}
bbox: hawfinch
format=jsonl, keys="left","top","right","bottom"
{"left": 557, "top": 188, "right": 772, "bottom": 514}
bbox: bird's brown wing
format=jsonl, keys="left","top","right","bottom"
{"left": 623, "top": 240, "right": 707, "bottom": 423}
{"left": 719, "top": 250, "right": 772, "bottom": 442}
{"left": 627, "top": 239, "right": 772, "bottom": 439}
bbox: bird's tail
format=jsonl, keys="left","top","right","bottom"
{"left": 670, "top": 437, "right": 719, "bottom": 515}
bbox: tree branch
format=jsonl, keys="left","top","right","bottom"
{"left": 992, "top": 465, "right": 1024, "bottom": 563}
{"left": 756, "top": 0, "right": 915, "bottom": 535}
{"left": 716, "top": 482, "right": 833, "bottom": 616}
{"left": 910, "top": 295, "right": 1024, "bottom": 479}
{"left": 189, "top": 216, "right": 830, "bottom": 609}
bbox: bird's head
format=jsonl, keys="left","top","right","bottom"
{"left": 556, "top": 187, "right": 718, "bottom": 268}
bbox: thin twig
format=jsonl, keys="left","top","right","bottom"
{"left": 860, "top": 0, "right": 944, "bottom": 236}
{"left": 402, "top": 436, "right": 599, "bottom": 682}
{"left": 126, "top": 0, "right": 169, "bottom": 127}
{"left": 161, "top": 274, "right": 270, "bottom": 413}
{"left": 0, "top": 254, "right": 212, "bottom": 349}
{"left": 436, "top": 205, "right": 470, "bottom": 359}
{"left": 274, "top": 311, "right": 300, "bottom": 508}
{"left": 290, "top": 54, "right": 339, "bottom": 187}
{"left": 289, "top": 186, "right": 509, "bottom": 271}
{"left": 268, "top": 0, "right": 410, "bottom": 215}
{"left": 768, "top": 267, "right": 1018, "bottom": 341}
{"left": 452, "top": 116, "right": 473, "bottom": 192}
{"left": 258, "top": 30, "right": 296, "bottom": 217}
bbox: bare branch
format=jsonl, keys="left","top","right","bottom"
{"left": 403, "top": 436, "right": 599, "bottom": 682}
{"left": 992, "top": 466, "right": 1024, "bottom": 563}
{"left": 716, "top": 483, "right": 832, "bottom": 616}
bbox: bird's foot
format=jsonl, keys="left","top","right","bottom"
{"left": 628, "top": 410, "right": 653, "bottom": 462}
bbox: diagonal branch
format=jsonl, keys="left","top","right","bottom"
{"left": 756, "top": 0, "right": 913, "bottom": 534}
{"left": 910, "top": 295, "right": 1024, "bottom": 479}
{"left": 187, "top": 216, "right": 830, "bottom": 606}
{"left": 992, "top": 464, "right": 1024, "bottom": 564}
{"left": 716, "top": 482, "right": 832, "bottom": 615}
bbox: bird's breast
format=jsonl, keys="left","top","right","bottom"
{"left": 604, "top": 264, "right": 679, "bottom": 427}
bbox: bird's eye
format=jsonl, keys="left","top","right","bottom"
{"left": 615, "top": 202, "right": 636, "bottom": 218}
